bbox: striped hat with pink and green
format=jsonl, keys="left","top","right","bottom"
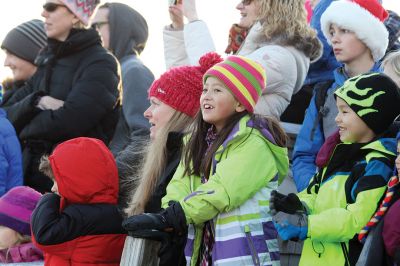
{"left": 203, "top": 55, "right": 266, "bottom": 113}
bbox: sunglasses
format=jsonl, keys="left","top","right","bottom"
{"left": 92, "top": 21, "right": 109, "bottom": 30}
{"left": 43, "top": 2, "right": 65, "bottom": 12}
{"left": 241, "top": 0, "right": 253, "bottom": 5}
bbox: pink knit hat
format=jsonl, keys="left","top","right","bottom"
{"left": 148, "top": 52, "right": 223, "bottom": 117}
{"left": 0, "top": 186, "right": 42, "bottom": 236}
{"left": 203, "top": 55, "right": 266, "bottom": 113}
{"left": 60, "top": 0, "right": 100, "bottom": 25}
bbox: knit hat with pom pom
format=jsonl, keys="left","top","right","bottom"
{"left": 148, "top": 52, "right": 223, "bottom": 117}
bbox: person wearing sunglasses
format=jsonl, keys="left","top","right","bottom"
{"left": 91, "top": 3, "right": 155, "bottom": 162}
{"left": 0, "top": 0, "right": 121, "bottom": 194}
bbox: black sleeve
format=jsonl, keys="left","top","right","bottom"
{"left": 31, "top": 193, "right": 126, "bottom": 245}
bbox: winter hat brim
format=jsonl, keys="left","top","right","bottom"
{"left": 321, "top": 0, "right": 389, "bottom": 61}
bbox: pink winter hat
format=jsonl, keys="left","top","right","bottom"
{"left": 0, "top": 186, "right": 42, "bottom": 236}
{"left": 60, "top": 0, "right": 100, "bottom": 26}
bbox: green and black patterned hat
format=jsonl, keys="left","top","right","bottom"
{"left": 335, "top": 72, "right": 400, "bottom": 134}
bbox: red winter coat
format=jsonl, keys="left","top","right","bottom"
{"left": 31, "top": 137, "right": 126, "bottom": 266}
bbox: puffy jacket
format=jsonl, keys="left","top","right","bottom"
{"left": 0, "top": 108, "right": 22, "bottom": 196}
{"left": 163, "top": 20, "right": 321, "bottom": 119}
{"left": 31, "top": 137, "right": 126, "bottom": 266}
{"left": 1, "top": 28, "right": 120, "bottom": 193}
{"left": 292, "top": 63, "right": 382, "bottom": 192}
{"left": 162, "top": 115, "right": 289, "bottom": 265}
{"left": 298, "top": 137, "right": 396, "bottom": 266}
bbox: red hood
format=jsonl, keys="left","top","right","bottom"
{"left": 49, "top": 137, "right": 118, "bottom": 209}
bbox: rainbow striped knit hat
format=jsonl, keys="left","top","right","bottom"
{"left": 203, "top": 55, "right": 266, "bottom": 113}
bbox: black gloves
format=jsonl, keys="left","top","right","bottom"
{"left": 122, "top": 201, "right": 187, "bottom": 237}
{"left": 269, "top": 190, "right": 307, "bottom": 216}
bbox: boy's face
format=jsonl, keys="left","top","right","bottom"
{"left": 51, "top": 179, "right": 59, "bottom": 195}
{"left": 328, "top": 24, "right": 372, "bottom": 65}
{"left": 335, "top": 97, "right": 376, "bottom": 143}
{"left": 396, "top": 142, "right": 400, "bottom": 178}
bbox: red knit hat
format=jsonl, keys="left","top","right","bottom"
{"left": 60, "top": 0, "right": 100, "bottom": 25}
{"left": 148, "top": 52, "right": 223, "bottom": 117}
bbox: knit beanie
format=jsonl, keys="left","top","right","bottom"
{"left": 0, "top": 186, "right": 41, "bottom": 236}
{"left": 60, "top": 0, "right": 100, "bottom": 25}
{"left": 1, "top": 19, "right": 47, "bottom": 64}
{"left": 148, "top": 52, "right": 223, "bottom": 117}
{"left": 203, "top": 55, "right": 266, "bottom": 113}
{"left": 321, "top": 0, "right": 389, "bottom": 61}
{"left": 334, "top": 72, "right": 400, "bottom": 134}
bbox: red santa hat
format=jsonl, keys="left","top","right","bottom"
{"left": 321, "top": 0, "right": 389, "bottom": 61}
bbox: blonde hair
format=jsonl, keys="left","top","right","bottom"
{"left": 125, "top": 110, "right": 193, "bottom": 216}
{"left": 255, "top": 0, "right": 321, "bottom": 59}
{"left": 3, "top": 232, "right": 31, "bottom": 262}
{"left": 38, "top": 155, "right": 55, "bottom": 180}
{"left": 383, "top": 50, "right": 400, "bottom": 76}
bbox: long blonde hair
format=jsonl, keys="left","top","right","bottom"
{"left": 255, "top": 0, "right": 321, "bottom": 60}
{"left": 383, "top": 50, "right": 400, "bottom": 76}
{"left": 125, "top": 110, "right": 193, "bottom": 216}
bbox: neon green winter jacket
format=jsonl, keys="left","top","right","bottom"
{"left": 298, "top": 137, "right": 396, "bottom": 266}
{"left": 162, "top": 115, "right": 289, "bottom": 266}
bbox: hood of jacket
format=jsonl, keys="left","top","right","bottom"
{"left": 215, "top": 115, "right": 289, "bottom": 183}
{"left": 49, "top": 137, "right": 119, "bottom": 208}
{"left": 108, "top": 2, "right": 148, "bottom": 60}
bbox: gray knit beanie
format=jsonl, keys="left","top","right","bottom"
{"left": 1, "top": 19, "right": 47, "bottom": 65}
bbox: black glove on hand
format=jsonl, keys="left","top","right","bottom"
{"left": 269, "top": 190, "right": 306, "bottom": 216}
{"left": 122, "top": 201, "right": 187, "bottom": 236}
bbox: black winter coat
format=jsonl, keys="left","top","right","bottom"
{"left": 1, "top": 29, "right": 121, "bottom": 192}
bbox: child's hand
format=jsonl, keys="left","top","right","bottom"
{"left": 272, "top": 211, "right": 308, "bottom": 241}
{"left": 269, "top": 190, "right": 307, "bottom": 215}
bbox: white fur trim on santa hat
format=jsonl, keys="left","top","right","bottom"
{"left": 321, "top": 0, "right": 388, "bottom": 61}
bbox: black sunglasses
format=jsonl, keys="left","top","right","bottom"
{"left": 43, "top": 2, "right": 65, "bottom": 12}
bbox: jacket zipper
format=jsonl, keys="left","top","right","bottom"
{"left": 244, "top": 225, "right": 261, "bottom": 266}
{"left": 341, "top": 242, "right": 350, "bottom": 266}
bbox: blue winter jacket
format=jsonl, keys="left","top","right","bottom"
{"left": 0, "top": 108, "right": 23, "bottom": 196}
{"left": 303, "top": 0, "right": 340, "bottom": 86}
{"left": 292, "top": 64, "right": 382, "bottom": 192}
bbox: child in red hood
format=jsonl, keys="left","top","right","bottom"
{"left": 31, "top": 137, "right": 126, "bottom": 266}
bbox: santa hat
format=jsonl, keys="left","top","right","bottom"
{"left": 321, "top": 0, "right": 389, "bottom": 61}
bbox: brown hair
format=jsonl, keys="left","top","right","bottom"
{"left": 182, "top": 111, "right": 287, "bottom": 180}
{"left": 38, "top": 155, "right": 55, "bottom": 180}
{"left": 255, "top": 0, "right": 321, "bottom": 60}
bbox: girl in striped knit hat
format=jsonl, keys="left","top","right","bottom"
{"left": 123, "top": 55, "right": 289, "bottom": 265}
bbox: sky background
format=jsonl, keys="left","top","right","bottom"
{"left": 0, "top": 1, "right": 398, "bottom": 81}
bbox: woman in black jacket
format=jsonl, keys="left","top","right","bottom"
{"left": 1, "top": 0, "right": 121, "bottom": 193}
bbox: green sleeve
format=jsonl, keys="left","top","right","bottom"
{"left": 180, "top": 136, "right": 280, "bottom": 225}
{"left": 308, "top": 186, "right": 385, "bottom": 241}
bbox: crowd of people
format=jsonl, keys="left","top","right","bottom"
{"left": 0, "top": 0, "right": 400, "bottom": 265}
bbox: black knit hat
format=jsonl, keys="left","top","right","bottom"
{"left": 1, "top": 19, "right": 47, "bottom": 64}
{"left": 335, "top": 72, "right": 400, "bottom": 134}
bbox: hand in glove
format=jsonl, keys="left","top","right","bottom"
{"left": 122, "top": 201, "right": 187, "bottom": 236}
{"left": 273, "top": 211, "right": 308, "bottom": 241}
{"left": 269, "top": 190, "right": 307, "bottom": 216}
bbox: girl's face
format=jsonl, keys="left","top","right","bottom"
{"left": 396, "top": 141, "right": 400, "bottom": 178}
{"left": 42, "top": 0, "right": 79, "bottom": 41}
{"left": 335, "top": 97, "right": 375, "bottom": 143}
{"left": 91, "top": 7, "right": 110, "bottom": 49}
{"left": 0, "top": 225, "right": 20, "bottom": 249}
{"left": 383, "top": 64, "right": 400, "bottom": 88}
{"left": 236, "top": 0, "right": 260, "bottom": 29}
{"left": 3, "top": 51, "right": 37, "bottom": 82}
{"left": 201, "top": 76, "right": 245, "bottom": 133}
{"left": 51, "top": 179, "right": 59, "bottom": 194}
{"left": 328, "top": 24, "right": 372, "bottom": 65}
{"left": 144, "top": 97, "right": 175, "bottom": 140}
